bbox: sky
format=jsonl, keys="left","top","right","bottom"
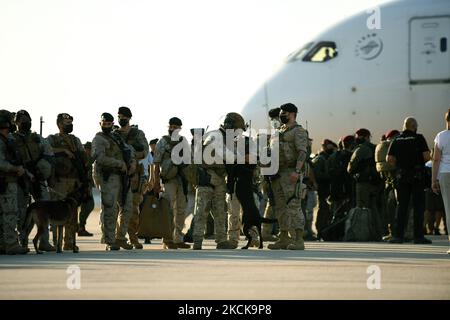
{"left": 0, "top": 0, "right": 389, "bottom": 144}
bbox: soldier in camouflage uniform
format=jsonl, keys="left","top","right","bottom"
{"left": 13, "top": 110, "right": 55, "bottom": 251}
{"left": 268, "top": 103, "right": 307, "bottom": 250}
{"left": 78, "top": 141, "right": 95, "bottom": 237}
{"left": 115, "top": 107, "right": 149, "bottom": 249}
{"left": 191, "top": 113, "right": 243, "bottom": 250}
{"left": 92, "top": 113, "right": 136, "bottom": 251}
{"left": 47, "top": 113, "right": 87, "bottom": 252}
{"left": 0, "top": 112, "right": 28, "bottom": 255}
{"left": 153, "top": 117, "right": 190, "bottom": 249}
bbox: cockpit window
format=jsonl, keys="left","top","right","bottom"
{"left": 286, "top": 42, "right": 314, "bottom": 62}
{"left": 303, "top": 41, "right": 338, "bottom": 62}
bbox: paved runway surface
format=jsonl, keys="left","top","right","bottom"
{"left": 1, "top": 211, "right": 449, "bottom": 300}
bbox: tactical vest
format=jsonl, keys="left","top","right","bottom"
{"left": 278, "top": 124, "right": 303, "bottom": 168}
{"left": 99, "top": 133, "right": 125, "bottom": 166}
{"left": 201, "top": 131, "right": 227, "bottom": 177}
{"left": 118, "top": 126, "right": 144, "bottom": 155}
{"left": 159, "top": 135, "right": 182, "bottom": 180}
{"left": 49, "top": 133, "right": 79, "bottom": 178}
{"left": 0, "top": 135, "right": 19, "bottom": 183}
{"left": 13, "top": 132, "right": 42, "bottom": 164}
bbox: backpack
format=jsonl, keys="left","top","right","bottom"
{"left": 375, "top": 140, "right": 392, "bottom": 173}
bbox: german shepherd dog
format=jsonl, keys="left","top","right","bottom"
{"left": 232, "top": 164, "right": 277, "bottom": 250}
{"left": 25, "top": 187, "right": 87, "bottom": 254}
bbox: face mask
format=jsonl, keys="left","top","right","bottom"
{"left": 119, "top": 119, "right": 129, "bottom": 127}
{"left": 270, "top": 119, "right": 281, "bottom": 129}
{"left": 355, "top": 137, "right": 365, "bottom": 145}
{"left": 19, "top": 122, "right": 31, "bottom": 132}
{"left": 63, "top": 124, "right": 73, "bottom": 134}
{"left": 280, "top": 115, "right": 289, "bottom": 124}
{"left": 102, "top": 127, "right": 112, "bottom": 134}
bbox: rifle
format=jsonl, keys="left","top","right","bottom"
{"left": 111, "top": 131, "right": 133, "bottom": 206}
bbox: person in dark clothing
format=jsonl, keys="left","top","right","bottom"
{"left": 328, "top": 135, "right": 355, "bottom": 218}
{"left": 387, "top": 117, "right": 432, "bottom": 244}
{"left": 312, "top": 139, "right": 337, "bottom": 236}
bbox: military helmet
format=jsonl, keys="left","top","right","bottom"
{"left": 223, "top": 112, "right": 246, "bottom": 131}
{"left": 0, "top": 116, "right": 10, "bottom": 129}
{"left": 0, "top": 110, "right": 14, "bottom": 130}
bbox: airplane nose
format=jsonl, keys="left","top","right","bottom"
{"left": 240, "top": 84, "right": 271, "bottom": 131}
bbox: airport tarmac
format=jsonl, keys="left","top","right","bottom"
{"left": 0, "top": 211, "right": 449, "bottom": 300}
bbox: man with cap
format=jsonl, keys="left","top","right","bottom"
{"left": 153, "top": 117, "right": 191, "bottom": 249}
{"left": 375, "top": 129, "right": 400, "bottom": 238}
{"left": 347, "top": 128, "right": 383, "bottom": 241}
{"left": 13, "top": 109, "right": 55, "bottom": 251}
{"left": 387, "top": 117, "right": 432, "bottom": 244}
{"left": 78, "top": 141, "right": 95, "bottom": 237}
{"left": 311, "top": 138, "right": 336, "bottom": 237}
{"left": 0, "top": 111, "right": 28, "bottom": 255}
{"left": 114, "top": 106, "right": 149, "bottom": 249}
{"left": 92, "top": 113, "right": 136, "bottom": 250}
{"left": 191, "top": 113, "right": 245, "bottom": 250}
{"left": 47, "top": 113, "right": 87, "bottom": 252}
{"left": 268, "top": 103, "right": 308, "bottom": 250}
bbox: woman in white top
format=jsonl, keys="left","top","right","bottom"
{"left": 432, "top": 109, "right": 450, "bottom": 254}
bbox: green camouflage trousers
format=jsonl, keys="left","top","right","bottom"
{"left": 226, "top": 192, "right": 241, "bottom": 242}
{"left": 271, "top": 169, "right": 305, "bottom": 232}
{"left": 163, "top": 176, "right": 187, "bottom": 244}
{"left": 0, "top": 182, "right": 19, "bottom": 247}
{"left": 192, "top": 173, "right": 227, "bottom": 243}
{"left": 99, "top": 174, "right": 132, "bottom": 244}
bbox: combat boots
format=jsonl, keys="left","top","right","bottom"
{"left": 38, "top": 242, "right": 56, "bottom": 252}
{"left": 216, "top": 240, "right": 238, "bottom": 249}
{"left": 5, "top": 243, "right": 28, "bottom": 255}
{"left": 287, "top": 229, "right": 305, "bottom": 250}
{"left": 63, "top": 243, "right": 80, "bottom": 253}
{"left": 115, "top": 239, "right": 133, "bottom": 250}
{"left": 267, "top": 231, "right": 292, "bottom": 250}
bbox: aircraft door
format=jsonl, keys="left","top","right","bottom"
{"left": 410, "top": 16, "right": 450, "bottom": 83}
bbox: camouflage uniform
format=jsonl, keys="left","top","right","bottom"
{"left": 13, "top": 130, "right": 54, "bottom": 247}
{"left": 47, "top": 132, "right": 86, "bottom": 248}
{"left": 154, "top": 135, "right": 187, "bottom": 245}
{"left": 92, "top": 131, "right": 134, "bottom": 247}
{"left": 226, "top": 192, "right": 241, "bottom": 243}
{"left": 268, "top": 122, "right": 307, "bottom": 250}
{"left": 116, "top": 126, "right": 149, "bottom": 247}
{"left": 0, "top": 134, "right": 27, "bottom": 254}
{"left": 192, "top": 130, "right": 233, "bottom": 249}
